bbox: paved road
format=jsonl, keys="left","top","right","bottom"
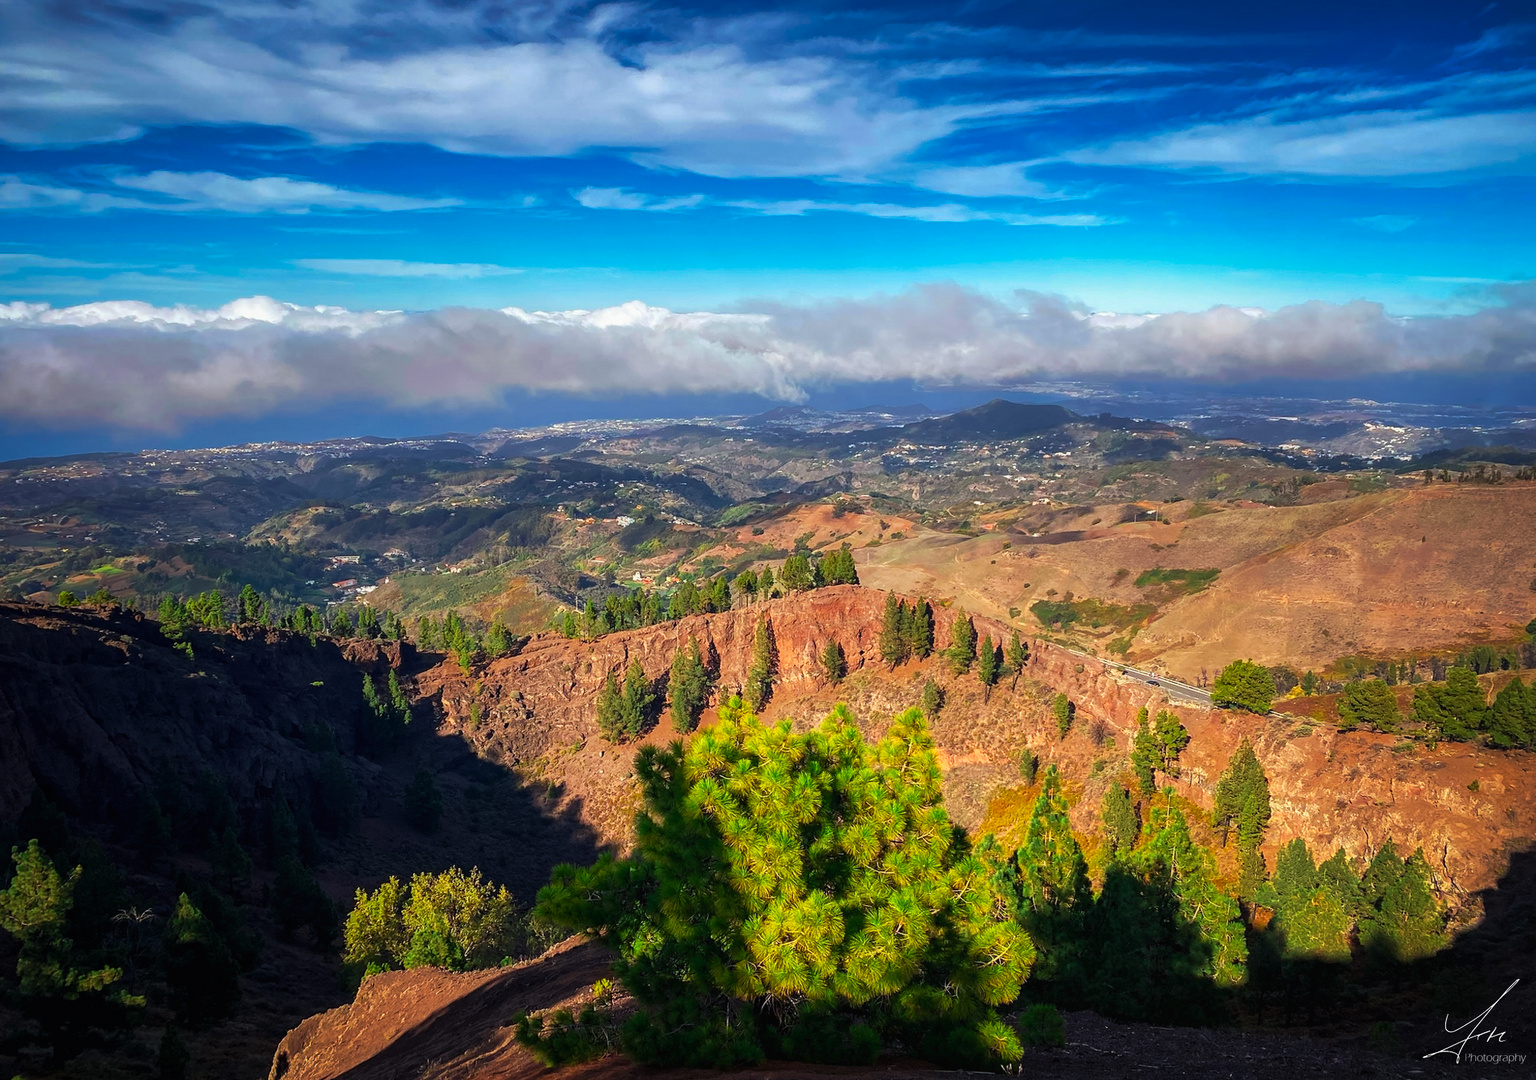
{"left": 1058, "top": 646, "right": 1214, "bottom": 706}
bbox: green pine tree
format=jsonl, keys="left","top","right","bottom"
{"left": 484, "top": 616, "right": 512, "bottom": 657}
{"left": 1359, "top": 843, "right": 1446, "bottom": 962}
{"left": 1052, "top": 693, "right": 1074, "bottom": 739}
{"left": 1133, "top": 803, "right": 1248, "bottom": 987}
{"left": 1337, "top": 679, "right": 1399, "bottom": 733}
{"left": 733, "top": 568, "right": 758, "bottom": 604}
{"left": 1009, "top": 766, "right": 1090, "bottom": 985}
{"left": 668, "top": 638, "right": 712, "bottom": 734}
{"left": 921, "top": 679, "right": 944, "bottom": 719}
{"left": 536, "top": 700, "right": 1035, "bottom": 1069}
{"left": 1005, "top": 632, "right": 1028, "bottom": 686}
{"left": 879, "top": 592, "right": 908, "bottom": 667}
{"left": 1487, "top": 676, "right": 1535, "bottom": 749}
{"left": 1269, "top": 839, "right": 1352, "bottom": 963}
{"left": 596, "top": 670, "right": 625, "bottom": 743}
{"left": 1101, "top": 785, "right": 1139, "bottom": 856}
{"left": 1212, "top": 739, "right": 1271, "bottom": 900}
{"left": 820, "top": 639, "right": 847, "bottom": 685}
{"left": 403, "top": 767, "right": 443, "bottom": 833}
{"left": 0, "top": 841, "right": 143, "bottom": 1059}
{"left": 1152, "top": 710, "right": 1190, "bottom": 777}
{"left": 744, "top": 615, "right": 776, "bottom": 712}
{"left": 977, "top": 634, "right": 999, "bottom": 689}
{"left": 163, "top": 893, "right": 241, "bottom": 1026}
{"left": 948, "top": 612, "right": 977, "bottom": 674}
{"left": 909, "top": 600, "right": 934, "bottom": 659}
{"left": 620, "top": 659, "right": 655, "bottom": 740}
{"left": 1129, "top": 707, "right": 1156, "bottom": 794}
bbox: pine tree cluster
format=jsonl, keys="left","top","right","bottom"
{"left": 877, "top": 592, "right": 935, "bottom": 666}
{"left": 557, "top": 545, "right": 857, "bottom": 642}
{"left": 359, "top": 670, "right": 413, "bottom": 755}
{"left": 997, "top": 775, "right": 1247, "bottom": 1026}
{"left": 1337, "top": 679, "right": 1400, "bottom": 732}
{"left": 667, "top": 638, "right": 715, "bottom": 733}
{"left": 1411, "top": 668, "right": 1535, "bottom": 748}
{"left": 597, "top": 660, "right": 657, "bottom": 743}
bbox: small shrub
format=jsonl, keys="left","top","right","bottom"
{"left": 921, "top": 679, "right": 944, "bottom": 719}
{"left": 1018, "top": 749, "right": 1038, "bottom": 786}
{"left": 1018, "top": 1003, "right": 1065, "bottom": 1048}
{"left": 158, "top": 1027, "right": 190, "bottom": 1080}
{"left": 403, "top": 768, "right": 443, "bottom": 833}
{"left": 514, "top": 995, "right": 619, "bottom": 1067}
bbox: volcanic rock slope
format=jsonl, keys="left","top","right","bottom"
{"left": 416, "top": 585, "right": 1535, "bottom": 914}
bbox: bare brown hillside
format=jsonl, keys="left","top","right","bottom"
{"left": 856, "top": 485, "right": 1536, "bottom": 680}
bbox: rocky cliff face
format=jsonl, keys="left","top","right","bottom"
{"left": 3, "top": 588, "right": 1529, "bottom": 924}
{"left": 413, "top": 586, "right": 1534, "bottom": 915}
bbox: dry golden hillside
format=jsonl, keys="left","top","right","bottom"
{"left": 858, "top": 484, "right": 1536, "bottom": 681}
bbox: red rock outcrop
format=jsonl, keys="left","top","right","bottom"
{"left": 268, "top": 938, "right": 616, "bottom": 1080}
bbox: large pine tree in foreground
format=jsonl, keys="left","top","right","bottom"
{"left": 536, "top": 700, "right": 1034, "bottom": 1069}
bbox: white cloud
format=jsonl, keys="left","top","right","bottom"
{"left": 572, "top": 188, "right": 705, "bottom": 211}
{"left": 1066, "top": 109, "right": 1536, "bottom": 177}
{"left": 724, "top": 198, "right": 1109, "bottom": 226}
{"left": 0, "top": 253, "right": 121, "bottom": 273}
{"left": 0, "top": 9, "right": 966, "bottom": 181}
{"left": 0, "top": 176, "right": 142, "bottom": 212}
{"left": 2, "top": 283, "right": 1533, "bottom": 431}
{"left": 0, "top": 171, "right": 459, "bottom": 214}
{"left": 293, "top": 259, "right": 522, "bottom": 278}
{"left": 909, "top": 162, "right": 1066, "bottom": 199}
{"left": 113, "top": 172, "right": 460, "bottom": 213}
{"left": 569, "top": 188, "right": 1110, "bottom": 225}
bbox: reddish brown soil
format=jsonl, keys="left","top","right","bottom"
{"left": 268, "top": 936, "right": 1506, "bottom": 1080}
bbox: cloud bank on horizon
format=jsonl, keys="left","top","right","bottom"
{"left": 0, "top": 1, "right": 1533, "bottom": 447}
{"left": 3, "top": 283, "right": 1534, "bottom": 432}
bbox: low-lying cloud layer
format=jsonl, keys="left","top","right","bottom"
{"left": 2, "top": 284, "right": 1533, "bottom": 431}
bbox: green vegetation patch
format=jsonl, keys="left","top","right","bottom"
{"left": 715, "top": 502, "right": 770, "bottom": 527}
{"left": 387, "top": 562, "right": 530, "bottom": 616}
{"left": 1134, "top": 567, "right": 1220, "bottom": 594}
{"left": 1030, "top": 596, "right": 1155, "bottom": 634}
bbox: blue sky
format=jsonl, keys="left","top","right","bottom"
{"left": 1, "top": 0, "right": 1534, "bottom": 453}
